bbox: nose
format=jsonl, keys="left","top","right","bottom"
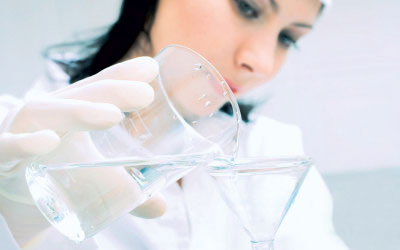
{"left": 234, "top": 33, "right": 278, "bottom": 78}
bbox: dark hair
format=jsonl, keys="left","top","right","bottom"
{"left": 67, "top": 0, "right": 158, "bottom": 83}
{"left": 50, "top": 0, "right": 253, "bottom": 121}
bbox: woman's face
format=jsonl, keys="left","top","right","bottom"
{"left": 149, "top": 0, "right": 322, "bottom": 97}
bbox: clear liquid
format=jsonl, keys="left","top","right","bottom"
{"left": 26, "top": 153, "right": 214, "bottom": 242}
{"left": 209, "top": 166, "right": 308, "bottom": 243}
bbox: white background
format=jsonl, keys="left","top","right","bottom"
{"left": 1, "top": 0, "right": 399, "bottom": 249}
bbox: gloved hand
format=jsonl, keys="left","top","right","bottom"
{"left": 0, "top": 57, "right": 166, "bottom": 246}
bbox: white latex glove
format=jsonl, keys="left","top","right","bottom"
{"left": 0, "top": 57, "right": 166, "bottom": 246}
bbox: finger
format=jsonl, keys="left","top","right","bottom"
{"left": 9, "top": 99, "right": 123, "bottom": 134}
{"left": 130, "top": 194, "right": 166, "bottom": 219}
{"left": 0, "top": 130, "right": 60, "bottom": 166}
{"left": 53, "top": 80, "right": 154, "bottom": 112}
{"left": 53, "top": 56, "right": 159, "bottom": 94}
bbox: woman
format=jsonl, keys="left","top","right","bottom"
{"left": 0, "top": 0, "right": 348, "bottom": 249}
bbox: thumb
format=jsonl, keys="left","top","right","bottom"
{"left": 130, "top": 193, "right": 166, "bottom": 219}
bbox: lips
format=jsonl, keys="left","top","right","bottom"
{"left": 223, "top": 78, "right": 239, "bottom": 94}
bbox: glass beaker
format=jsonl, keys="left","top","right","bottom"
{"left": 25, "top": 45, "right": 241, "bottom": 242}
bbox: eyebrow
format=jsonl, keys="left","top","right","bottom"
{"left": 269, "top": 0, "right": 279, "bottom": 12}
{"left": 292, "top": 22, "right": 314, "bottom": 29}
{"left": 268, "top": 0, "right": 314, "bottom": 29}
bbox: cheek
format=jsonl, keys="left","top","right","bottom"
{"left": 273, "top": 49, "right": 288, "bottom": 76}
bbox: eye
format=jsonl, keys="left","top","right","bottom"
{"left": 278, "top": 31, "right": 298, "bottom": 49}
{"left": 234, "top": 0, "right": 259, "bottom": 19}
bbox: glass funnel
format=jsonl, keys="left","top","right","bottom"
{"left": 208, "top": 156, "right": 312, "bottom": 250}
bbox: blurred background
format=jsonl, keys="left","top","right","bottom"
{"left": 1, "top": 0, "right": 399, "bottom": 249}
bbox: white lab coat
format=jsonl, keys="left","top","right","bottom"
{"left": 0, "top": 71, "right": 349, "bottom": 250}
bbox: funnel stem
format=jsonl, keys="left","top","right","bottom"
{"left": 251, "top": 240, "right": 274, "bottom": 250}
